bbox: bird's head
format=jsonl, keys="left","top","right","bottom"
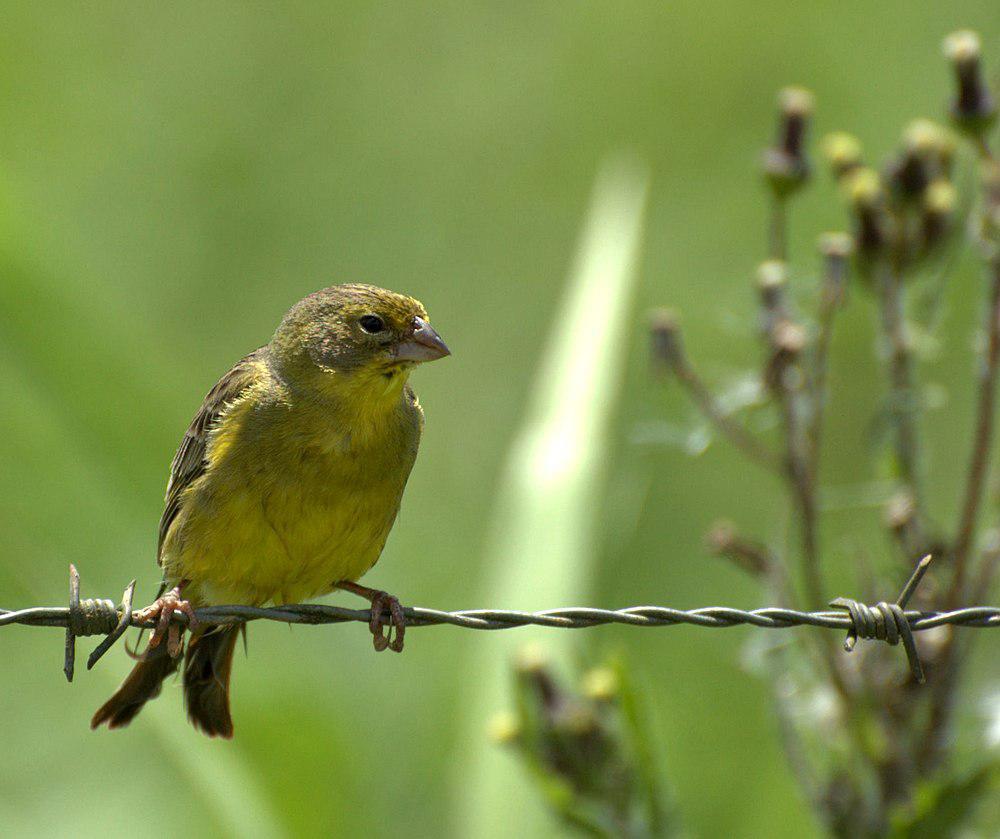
{"left": 270, "top": 283, "right": 450, "bottom": 398}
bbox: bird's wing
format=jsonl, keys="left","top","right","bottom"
{"left": 157, "top": 348, "right": 268, "bottom": 562}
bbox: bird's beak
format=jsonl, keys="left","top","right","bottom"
{"left": 393, "top": 317, "right": 451, "bottom": 363}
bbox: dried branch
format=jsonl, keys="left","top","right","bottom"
{"left": 808, "top": 233, "right": 851, "bottom": 481}
{"left": 876, "top": 265, "right": 926, "bottom": 528}
{"left": 651, "top": 311, "right": 782, "bottom": 473}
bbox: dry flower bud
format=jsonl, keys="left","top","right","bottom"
{"left": 773, "top": 320, "right": 806, "bottom": 355}
{"left": 650, "top": 308, "right": 683, "bottom": 368}
{"left": 845, "top": 167, "right": 883, "bottom": 207}
{"left": 943, "top": 30, "right": 997, "bottom": 134}
{"left": 889, "top": 120, "right": 956, "bottom": 202}
{"left": 706, "top": 520, "right": 771, "bottom": 576}
{"left": 707, "top": 519, "right": 738, "bottom": 554}
{"left": 822, "top": 132, "right": 863, "bottom": 179}
{"left": 922, "top": 178, "right": 956, "bottom": 249}
{"left": 763, "top": 86, "right": 814, "bottom": 196}
{"left": 756, "top": 260, "right": 789, "bottom": 332}
{"left": 515, "top": 642, "right": 549, "bottom": 675}
{"left": 756, "top": 259, "right": 788, "bottom": 292}
{"left": 581, "top": 667, "right": 619, "bottom": 702}
{"left": 844, "top": 168, "right": 887, "bottom": 256}
{"left": 556, "top": 704, "right": 600, "bottom": 736}
{"left": 818, "top": 232, "right": 852, "bottom": 308}
{"left": 818, "top": 231, "right": 854, "bottom": 260}
{"left": 943, "top": 29, "right": 982, "bottom": 64}
{"left": 903, "top": 119, "right": 956, "bottom": 166}
{"left": 884, "top": 491, "right": 917, "bottom": 533}
{"left": 487, "top": 711, "right": 521, "bottom": 744}
{"left": 924, "top": 178, "right": 957, "bottom": 216}
{"left": 780, "top": 86, "right": 815, "bottom": 118}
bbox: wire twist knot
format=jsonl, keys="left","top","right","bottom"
{"left": 63, "top": 565, "right": 136, "bottom": 683}
{"left": 829, "top": 554, "right": 933, "bottom": 683}
{"left": 68, "top": 598, "right": 120, "bottom": 637}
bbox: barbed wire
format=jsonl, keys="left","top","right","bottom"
{"left": 0, "top": 558, "right": 997, "bottom": 684}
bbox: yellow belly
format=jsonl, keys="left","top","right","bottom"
{"left": 160, "top": 389, "right": 419, "bottom": 606}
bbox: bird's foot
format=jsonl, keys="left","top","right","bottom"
{"left": 131, "top": 584, "right": 198, "bottom": 659}
{"left": 335, "top": 581, "right": 406, "bottom": 652}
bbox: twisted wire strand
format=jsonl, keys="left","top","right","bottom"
{"left": 3, "top": 601, "right": 999, "bottom": 632}
{"left": 0, "top": 559, "right": 996, "bottom": 684}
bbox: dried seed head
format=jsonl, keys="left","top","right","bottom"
{"left": 943, "top": 29, "right": 982, "bottom": 65}
{"left": 845, "top": 167, "right": 883, "bottom": 208}
{"left": 487, "top": 711, "right": 521, "bottom": 744}
{"left": 943, "top": 30, "right": 997, "bottom": 135}
{"left": 822, "top": 132, "right": 863, "bottom": 180}
{"left": 707, "top": 519, "right": 737, "bottom": 553}
{"left": 889, "top": 120, "right": 956, "bottom": 203}
{"left": 555, "top": 703, "right": 600, "bottom": 736}
{"left": 922, "top": 178, "right": 957, "bottom": 249}
{"left": 756, "top": 260, "right": 789, "bottom": 326}
{"left": 773, "top": 320, "right": 806, "bottom": 355}
{"left": 903, "top": 119, "right": 956, "bottom": 165}
{"left": 581, "top": 667, "right": 619, "bottom": 702}
{"left": 779, "top": 85, "right": 815, "bottom": 118}
{"left": 515, "top": 642, "right": 549, "bottom": 675}
{"left": 706, "top": 520, "right": 770, "bottom": 577}
{"left": 885, "top": 491, "right": 917, "bottom": 533}
{"left": 763, "top": 86, "right": 814, "bottom": 196}
{"left": 818, "top": 231, "right": 854, "bottom": 259}
{"left": 818, "top": 232, "right": 852, "bottom": 308}
{"left": 756, "top": 259, "right": 788, "bottom": 291}
{"left": 650, "top": 308, "right": 683, "bottom": 368}
{"left": 844, "top": 168, "right": 887, "bottom": 256}
{"left": 924, "top": 178, "right": 957, "bottom": 216}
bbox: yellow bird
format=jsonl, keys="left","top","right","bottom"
{"left": 92, "top": 284, "right": 449, "bottom": 737}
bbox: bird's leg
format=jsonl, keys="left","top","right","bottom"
{"left": 132, "top": 580, "right": 198, "bottom": 659}
{"left": 334, "top": 580, "right": 406, "bottom": 653}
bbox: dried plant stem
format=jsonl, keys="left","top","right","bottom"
{"left": 669, "top": 354, "right": 783, "bottom": 473}
{"left": 768, "top": 345, "right": 854, "bottom": 698}
{"left": 807, "top": 253, "right": 847, "bottom": 483}
{"left": 781, "top": 397, "right": 824, "bottom": 609}
{"left": 949, "top": 257, "right": 1000, "bottom": 606}
{"left": 770, "top": 670, "right": 824, "bottom": 817}
{"left": 769, "top": 195, "right": 788, "bottom": 261}
{"left": 973, "top": 536, "right": 1000, "bottom": 599}
{"left": 877, "top": 266, "right": 926, "bottom": 537}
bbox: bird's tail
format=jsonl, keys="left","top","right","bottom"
{"left": 91, "top": 645, "right": 180, "bottom": 730}
{"left": 183, "top": 625, "right": 240, "bottom": 738}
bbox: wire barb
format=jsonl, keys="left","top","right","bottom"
{"left": 62, "top": 565, "right": 134, "bottom": 682}
{"left": 829, "top": 554, "right": 933, "bottom": 682}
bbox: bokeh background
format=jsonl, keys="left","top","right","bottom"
{"left": 1, "top": 3, "right": 999, "bottom": 837}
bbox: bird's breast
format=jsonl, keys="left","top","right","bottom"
{"left": 163, "top": 393, "right": 421, "bottom": 606}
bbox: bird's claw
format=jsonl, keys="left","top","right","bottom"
{"left": 368, "top": 590, "right": 405, "bottom": 653}
{"left": 133, "top": 587, "right": 198, "bottom": 659}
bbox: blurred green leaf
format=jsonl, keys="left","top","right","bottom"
{"left": 890, "top": 763, "right": 999, "bottom": 839}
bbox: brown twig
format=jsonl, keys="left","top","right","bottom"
{"left": 769, "top": 195, "right": 788, "bottom": 262}
{"left": 808, "top": 235, "right": 851, "bottom": 482}
{"left": 876, "top": 264, "right": 926, "bottom": 537}
{"left": 651, "top": 312, "right": 782, "bottom": 473}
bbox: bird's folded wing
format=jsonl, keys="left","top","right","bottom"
{"left": 157, "top": 348, "right": 269, "bottom": 563}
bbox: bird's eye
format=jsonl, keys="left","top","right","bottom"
{"left": 359, "top": 314, "right": 386, "bottom": 334}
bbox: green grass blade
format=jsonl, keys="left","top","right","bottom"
{"left": 454, "top": 155, "right": 649, "bottom": 837}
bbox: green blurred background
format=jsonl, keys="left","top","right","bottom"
{"left": 1, "top": 3, "right": 998, "bottom": 837}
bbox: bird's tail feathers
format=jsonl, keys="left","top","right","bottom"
{"left": 90, "top": 644, "right": 180, "bottom": 730}
{"left": 183, "top": 625, "right": 240, "bottom": 738}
